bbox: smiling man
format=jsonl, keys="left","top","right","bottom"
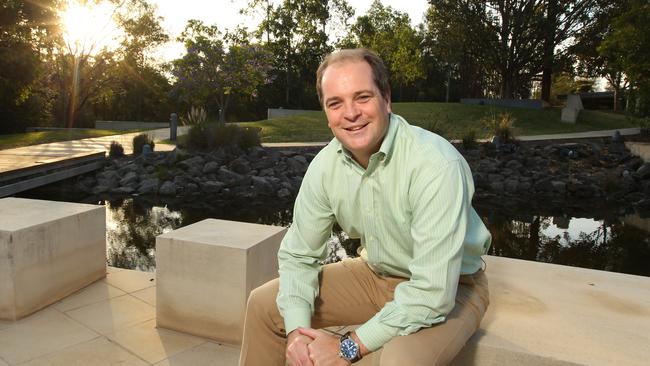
{"left": 239, "top": 49, "right": 492, "bottom": 366}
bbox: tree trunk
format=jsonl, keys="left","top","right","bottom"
{"left": 541, "top": 0, "right": 558, "bottom": 102}
{"left": 445, "top": 67, "right": 451, "bottom": 103}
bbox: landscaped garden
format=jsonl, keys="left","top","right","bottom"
{"left": 238, "top": 103, "right": 645, "bottom": 143}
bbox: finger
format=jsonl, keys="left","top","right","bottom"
{"left": 298, "top": 327, "right": 321, "bottom": 339}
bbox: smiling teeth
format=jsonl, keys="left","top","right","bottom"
{"left": 348, "top": 126, "right": 363, "bottom": 131}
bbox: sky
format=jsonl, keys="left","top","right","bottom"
{"left": 152, "top": 0, "right": 430, "bottom": 61}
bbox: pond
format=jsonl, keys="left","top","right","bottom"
{"left": 18, "top": 189, "right": 649, "bottom": 277}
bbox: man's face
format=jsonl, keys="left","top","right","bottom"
{"left": 321, "top": 60, "right": 391, "bottom": 167}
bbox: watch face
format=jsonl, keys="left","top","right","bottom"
{"left": 340, "top": 338, "right": 359, "bottom": 360}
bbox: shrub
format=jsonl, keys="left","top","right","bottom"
{"left": 461, "top": 129, "right": 478, "bottom": 150}
{"left": 641, "top": 116, "right": 650, "bottom": 136}
{"left": 483, "top": 112, "right": 516, "bottom": 142}
{"left": 132, "top": 133, "right": 155, "bottom": 155}
{"left": 108, "top": 141, "right": 124, "bottom": 158}
{"left": 185, "top": 123, "right": 261, "bottom": 152}
{"left": 181, "top": 106, "right": 208, "bottom": 126}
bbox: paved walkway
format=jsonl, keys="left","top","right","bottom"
{"left": 0, "top": 128, "right": 186, "bottom": 174}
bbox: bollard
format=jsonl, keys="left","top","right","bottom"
{"left": 170, "top": 113, "right": 178, "bottom": 141}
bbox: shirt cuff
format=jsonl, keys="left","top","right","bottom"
{"left": 282, "top": 307, "right": 312, "bottom": 335}
{"left": 354, "top": 317, "right": 398, "bottom": 351}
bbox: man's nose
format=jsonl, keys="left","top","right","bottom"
{"left": 343, "top": 102, "right": 361, "bottom": 121}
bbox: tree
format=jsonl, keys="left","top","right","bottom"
{"left": 171, "top": 21, "right": 273, "bottom": 122}
{"left": 344, "top": 0, "right": 424, "bottom": 101}
{"left": 425, "top": 0, "right": 599, "bottom": 100}
{"left": 105, "top": 0, "right": 172, "bottom": 122}
{"left": 0, "top": 0, "right": 60, "bottom": 133}
{"left": 246, "top": 0, "right": 353, "bottom": 108}
{"left": 570, "top": 0, "right": 628, "bottom": 111}
{"left": 539, "top": 0, "right": 599, "bottom": 102}
{"left": 599, "top": 0, "right": 650, "bottom": 115}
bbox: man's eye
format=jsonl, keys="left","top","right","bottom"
{"left": 358, "top": 95, "right": 370, "bottom": 102}
{"left": 328, "top": 102, "right": 341, "bottom": 109}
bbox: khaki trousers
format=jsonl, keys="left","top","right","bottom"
{"left": 239, "top": 257, "right": 489, "bottom": 366}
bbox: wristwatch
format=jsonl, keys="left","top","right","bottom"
{"left": 338, "top": 332, "right": 362, "bottom": 363}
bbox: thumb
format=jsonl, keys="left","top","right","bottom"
{"left": 298, "top": 327, "right": 321, "bottom": 339}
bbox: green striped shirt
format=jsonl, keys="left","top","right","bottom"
{"left": 277, "top": 113, "right": 491, "bottom": 351}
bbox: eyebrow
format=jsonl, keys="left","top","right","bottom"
{"left": 324, "top": 90, "right": 375, "bottom": 105}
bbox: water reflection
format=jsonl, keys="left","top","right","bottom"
{"left": 481, "top": 211, "right": 650, "bottom": 277}
{"left": 105, "top": 197, "right": 293, "bottom": 271}
{"left": 18, "top": 185, "right": 649, "bottom": 277}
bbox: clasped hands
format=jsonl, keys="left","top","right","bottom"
{"left": 286, "top": 327, "right": 359, "bottom": 366}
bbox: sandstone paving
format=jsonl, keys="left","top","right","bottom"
{"left": 131, "top": 286, "right": 156, "bottom": 307}
{"left": 52, "top": 281, "right": 127, "bottom": 312}
{"left": 0, "top": 357, "right": 8, "bottom": 366}
{"left": 152, "top": 341, "right": 240, "bottom": 366}
{"left": 0, "top": 308, "right": 99, "bottom": 365}
{"left": 16, "top": 337, "right": 147, "bottom": 366}
{"left": 64, "top": 294, "right": 155, "bottom": 336}
{"left": 103, "top": 268, "right": 156, "bottom": 293}
{"left": 107, "top": 319, "right": 207, "bottom": 364}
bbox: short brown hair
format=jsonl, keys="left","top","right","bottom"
{"left": 316, "top": 48, "right": 391, "bottom": 105}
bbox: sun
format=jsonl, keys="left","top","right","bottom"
{"left": 60, "top": 0, "right": 122, "bottom": 55}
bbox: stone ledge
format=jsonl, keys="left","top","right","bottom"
{"left": 450, "top": 255, "right": 650, "bottom": 366}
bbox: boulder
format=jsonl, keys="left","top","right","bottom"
{"left": 159, "top": 181, "right": 177, "bottom": 196}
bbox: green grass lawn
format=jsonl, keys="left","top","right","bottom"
{"left": 0, "top": 129, "right": 135, "bottom": 150}
{"left": 238, "top": 102, "right": 643, "bottom": 142}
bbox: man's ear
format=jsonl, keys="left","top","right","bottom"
{"left": 385, "top": 92, "right": 392, "bottom": 113}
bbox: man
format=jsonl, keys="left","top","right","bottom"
{"left": 239, "top": 48, "right": 491, "bottom": 366}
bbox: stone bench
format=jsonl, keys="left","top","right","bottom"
{"left": 155, "top": 219, "right": 287, "bottom": 344}
{"left": 0, "top": 197, "right": 106, "bottom": 320}
{"left": 449, "top": 255, "right": 650, "bottom": 366}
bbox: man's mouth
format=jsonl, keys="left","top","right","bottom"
{"left": 344, "top": 123, "right": 368, "bottom": 132}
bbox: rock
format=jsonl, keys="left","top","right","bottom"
{"left": 248, "top": 146, "right": 267, "bottom": 159}
{"left": 178, "top": 156, "right": 205, "bottom": 170}
{"left": 138, "top": 178, "right": 159, "bottom": 194}
{"left": 202, "top": 161, "right": 220, "bottom": 174}
{"left": 159, "top": 181, "right": 177, "bottom": 195}
{"left": 636, "top": 163, "right": 650, "bottom": 179}
{"left": 504, "top": 160, "right": 522, "bottom": 170}
{"left": 551, "top": 181, "right": 566, "bottom": 194}
{"left": 119, "top": 171, "right": 138, "bottom": 187}
{"left": 185, "top": 182, "right": 199, "bottom": 194}
{"left": 229, "top": 157, "right": 251, "bottom": 174}
{"left": 293, "top": 155, "right": 308, "bottom": 164}
{"left": 92, "top": 185, "right": 109, "bottom": 195}
{"left": 111, "top": 186, "right": 135, "bottom": 194}
{"left": 201, "top": 181, "right": 226, "bottom": 193}
{"left": 489, "top": 181, "right": 504, "bottom": 191}
{"left": 277, "top": 188, "right": 291, "bottom": 198}
{"left": 97, "top": 178, "right": 119, "bottom": 190}
{"left": 218, "top": 167, "right": 244, "bottom": 184}
{"left": 504, "top": 179, "right": 519, "bottom": 193}
{"left": 98, "top": 169, "right": 120, "bottom": 182}
{"left": 251, "top": 176, "right": 274, "bottom": 195}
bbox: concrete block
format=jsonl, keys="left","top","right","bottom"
{"left": 0, "top": 198, "right": 106, "bottom": 320}
{"left": 561, "top": 107, "right": 579, "bottom": 123}
{"left": 566, "top": 94, "right": 584, "bottom": 110}
{"left": 155, "top": 219, "right": 287, "bottom": 344}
